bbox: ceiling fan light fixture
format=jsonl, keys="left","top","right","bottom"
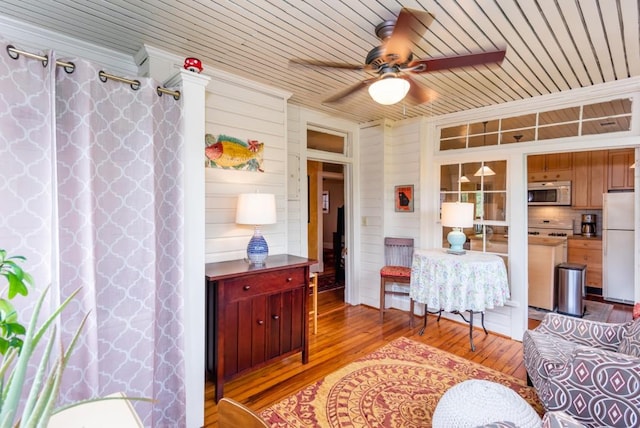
{"left": 368, "top": 77, "right": 410, "bottom": 105}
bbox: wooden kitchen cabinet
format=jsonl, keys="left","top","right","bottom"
{"left": 607, "top": 148, "right": 635, "bottom": 191}
{"left": 572, "top": 150, "right": 607, "bottom": 209}
{"left": 205, "top": 255, "right": 314, "bottom": 402}
{"left": 567, "top": 238, "right": 602, "bottom": 290}
{"left": 528, "top": 153, "right": 572, "bottom": 182}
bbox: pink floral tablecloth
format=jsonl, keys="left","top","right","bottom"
{"left": 409, "top": 249, "right": 510, "bottom": 313}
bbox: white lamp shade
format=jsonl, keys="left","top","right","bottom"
{"left": 368, "top": 77, "right": 410, "bottom": 105}
{"left": 441, "top": 202, "right": 474, "bottom": 228}
{"left": 474, "top": 165, "right": 496, "bottom": 176}
{"left": 235, "top": 193, "right": 277, "bottom": 225}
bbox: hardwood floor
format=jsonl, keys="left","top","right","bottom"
{"left": 204, "top": 289, "right": 634, "bottom": 427}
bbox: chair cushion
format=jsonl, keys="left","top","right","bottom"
{"left": 618, "top": 318, "right": 640, "bottom": 357}
{"left": 523, "top": 330, "right": 578, "bottom": 392}
{"left": 536, "top": 313, "right": 626, "bottom": 351}
{"left": 380, "top": 265, "right": 411, "bottom": 278}
{"left": 541, "top": 411, "right": 584, "bottom": 428}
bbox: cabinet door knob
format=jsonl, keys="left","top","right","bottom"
{"left": 286, "top": 277, "right": 293, "bottom": 282}
{"left": 272, "top": 315, "right": 280, "bottom": 320}
{"left": 257, "top": 320, "right": 264, "bottom": 325}
{"left": 243, "top": 285, "right": 251, "bottom": 291}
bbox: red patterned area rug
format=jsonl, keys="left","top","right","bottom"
{"left": 260, "top": 337, "right": 542, "bottom": 427}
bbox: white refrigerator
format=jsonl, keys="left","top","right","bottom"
{"left": 602, "top": 192, "right": 635, "bottom": 303}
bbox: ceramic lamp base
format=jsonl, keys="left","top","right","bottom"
{"left": 447, "top": 228, "right": 467, "bottom": 255}
{"left": 247, "top": 228, "right": 269, "bottom": 265}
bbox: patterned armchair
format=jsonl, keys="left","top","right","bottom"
{"left": 523, "top": 313, "right": 640, "bottom": 427}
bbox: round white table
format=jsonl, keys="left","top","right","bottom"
{"left": 410, "top": 249, "right": 510, "bottom": 351}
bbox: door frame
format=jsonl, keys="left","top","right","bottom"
{"left": 303, "top": 126, "right": 355, "bottom": 303}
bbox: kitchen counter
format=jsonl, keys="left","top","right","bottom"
{"left": 528, "top": 236, "right": 566, "bottom": 246}
{"left": 468, "top": 235, "right": 508, "bottom": 253}
{"left": 468, "top": 235, "right": 569, "bottom": 250}
{"left": 528, "top": 238, "right": 566, "bottom": 311}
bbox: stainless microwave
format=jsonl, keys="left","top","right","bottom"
{"left": 527, "top": 181, "right": 571, "bottom": 206}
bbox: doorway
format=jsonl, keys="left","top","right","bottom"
{"left": 526, "top": 148, "right": 637, "bottom": 326}
{"left": 308, "top": 161, "right": 346, "bottom": 294}
{"left": 306, "top": 128, "right": 350, "bottom": 303}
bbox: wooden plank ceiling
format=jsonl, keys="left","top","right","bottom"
{"left": 0, "top": 0, "right": 638, "bottom": 124}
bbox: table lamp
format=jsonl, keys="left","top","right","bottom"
{"left": 441, "top": 202, "right": 474, "bottom": 254}
{"left": 236, "top": 193, "right": 276, "bottom": 265}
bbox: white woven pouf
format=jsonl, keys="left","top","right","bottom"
{"left": 432, "top": 379, "right": 542, "bottom": 428}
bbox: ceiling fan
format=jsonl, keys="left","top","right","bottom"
{"left": 291, "top": 8, "right": 506, "bottom": 106}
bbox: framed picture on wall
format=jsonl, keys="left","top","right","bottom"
{"left": 322, "top": 191, "right": 329, "bottom": 213}
{"left": 395, "top": 185, "right": 414, "bottom": 212}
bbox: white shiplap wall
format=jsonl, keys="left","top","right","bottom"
{"left": 286, "top": 105, "right": 303, "bottom": 257}
{"left": 357, "top": 118, "right": 423, "bottom": 312}
{"left": 204, "top": 71, "right": 291, "bottom": 263}
{"left": 358, "top": 121, "right": 388, "bottom": 308}
{"left": 386, "top": 119, "right": 422, "bottom": 241}
{"left": 384, "top": 118, "right": 423, "bottom": 311}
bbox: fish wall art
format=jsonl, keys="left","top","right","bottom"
{"left": 204, "top": 134, "right": 264, "bottom": 172}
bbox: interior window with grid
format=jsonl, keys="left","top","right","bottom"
{"left": 440, "top": 161, "right": 508, "bottom": 263}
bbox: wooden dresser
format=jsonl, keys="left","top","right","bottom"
{"left": 205, "top": 254, "right": 314, "bottom": 401}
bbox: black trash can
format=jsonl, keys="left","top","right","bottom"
{"left": 556, "top": 263, "right": 586, "bottom": 317}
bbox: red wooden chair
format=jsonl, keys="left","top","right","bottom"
{"left": 379, "top": 237, "right": 414, "bottom": 325}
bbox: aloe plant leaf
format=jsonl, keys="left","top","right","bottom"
{"left": 31, "top": 288, "right": 81, "bottom": 348}
{"left": 0, "top": 285, "right": 50, "bottom": 427}
{"left": 18, "top": 326, "right": 58, "bottom": 427}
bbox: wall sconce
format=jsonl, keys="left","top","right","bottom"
{"left": 368, "top": 76, "right": 410, "bottom": 105}
{"left": 236, "top": 193, "right": 276, "bottom": 265}
{"left": 441, "top": 202, "right": 474, "bottom": 255}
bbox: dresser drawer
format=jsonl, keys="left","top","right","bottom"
{"left": 567, "top": 239, "right": 602, "bottom": 250}
{"left": 223, "top": 269, "right": 305, "bottom": 303}
{"left": 568, "top": 248, "right": 602, "bottom": 267}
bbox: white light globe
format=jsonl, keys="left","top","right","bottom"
{"left": 368, "top": 78, "right": 410, "bottom": 105}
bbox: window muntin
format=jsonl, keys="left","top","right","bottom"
{"left": 440, "top": 161, "right": 508, "bottom": 259}
{"left": 439, "top": 98, "right": 632, "bottom": 151}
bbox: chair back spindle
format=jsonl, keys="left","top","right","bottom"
{"left": 384, "top": 237, "right": 414, "bottom": 267}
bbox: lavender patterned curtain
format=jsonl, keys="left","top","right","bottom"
{"left": 0, "top": 38, "right": 185, "bottom": 427}
{"left": 0, "top": 40, "right": 55, "bottom": 317}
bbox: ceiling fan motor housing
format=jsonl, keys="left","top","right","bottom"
{"left": 375, "top": 20, "right": 396, "bottom": 40}
{"left": 366, "top": 45, "right": 413, "bottom": 69}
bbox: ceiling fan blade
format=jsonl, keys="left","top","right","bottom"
{"left": 409, "top": 50, "right": 506, "bottom": 73}
{"left": 290, "top": 58, "right": 374, "bottom": 71}
{"left": 384, "top": 8, "right": 434, "bottom": 64}
{"left": 401, "top": 75, "right": 435, "bottom": 105}
{"left": 323, "top": 77, "right": 378, "bottom": 103}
